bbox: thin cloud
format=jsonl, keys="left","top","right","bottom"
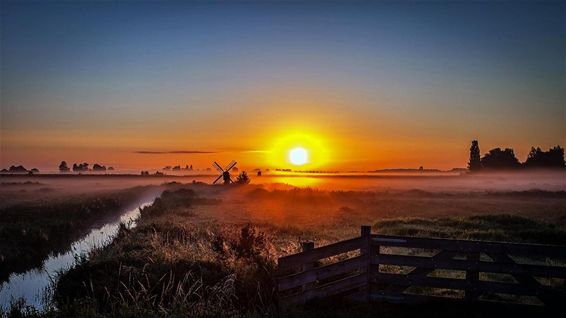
{"left": 134, "top": 149, "right": 267, "bottom": 154}
{"left": 135, "top": 150, "right": 217, "bottom": 154}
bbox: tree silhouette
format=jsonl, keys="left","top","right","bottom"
{"left": 7, "top": 165, "right": 28, "bottom": 173}
{"left": 468, "top": 140, "right": 481, "bottom": 171}
{"left": 236, "top": 171, "right": 251, "bottom": 184}
{"left": 59, "top": 161, "right": 70, "bottom": 172}
{"left": 524, "top": 146, "right": 565, "bottom": 169}
{"left": 72, "top": 163, "right": 89, "bottom": 172}
{"left": 480, "top": 148, "right": 520, "bottom": 169}
{"left": 92, "top": 164, "right": 107, "bottom": 172}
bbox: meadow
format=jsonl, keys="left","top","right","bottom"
{"left": 0, "top": 184, "right": 162, "bottom": 284}
{"left": 1, "top": 173, "right": 565, "bottom": 317}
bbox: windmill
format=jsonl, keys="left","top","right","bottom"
{"left": 212, "top": 160, "right": 237, "bottom": 185}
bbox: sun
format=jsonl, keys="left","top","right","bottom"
{"left": 289, "top": 147, "right": 308, "bottom": 165}
{"left": 266, "top": 131, "right": 330, "bottom": 169}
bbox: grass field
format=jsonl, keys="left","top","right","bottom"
{"left": 0, "top": 185, "right": 161, "bottom": 283}
{"left": 1, "top": 179, "right": 565, "bottom": 317}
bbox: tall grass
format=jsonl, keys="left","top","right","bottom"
{"left": 0, "top": 186, "right": 157, "bottom": 283}
{"left": 52, "top": 189, "right": 277, "bottom": 317}
{"left": 3, "top": 185, "right": 566, "bottom": 317}
{"left": 376, "top": 214, "right": 566, "bottom": 244}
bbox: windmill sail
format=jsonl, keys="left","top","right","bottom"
{"left": 211, "top": 160, "right": 237, "bottom": 185}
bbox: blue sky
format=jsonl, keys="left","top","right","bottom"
{"left": 1, "top": 0, "right": 564, "bottom": 170}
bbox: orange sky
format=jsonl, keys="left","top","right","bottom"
{"left": 1, "top": 2, "right": 564, "bottom": 173}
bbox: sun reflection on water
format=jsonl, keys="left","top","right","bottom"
{"left": 270, "top": 176, "right": 321, "bottom": 188}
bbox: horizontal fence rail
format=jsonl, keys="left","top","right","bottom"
{"left": 277, "top": 226, "right": 566, "bottom": 308}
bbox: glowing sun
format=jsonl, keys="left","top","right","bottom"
{"left": 289, "top": 147, "right": 308, "bottom": 165}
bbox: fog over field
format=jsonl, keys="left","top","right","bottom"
{"left": 2, "top": 171, "right": 564, "bottom": 227}
{"left": 1, "top": 171, "right": 565, "bottom": 315}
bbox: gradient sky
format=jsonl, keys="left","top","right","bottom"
{"left": 1, "top": 0, "right": 564, "bottom": 172}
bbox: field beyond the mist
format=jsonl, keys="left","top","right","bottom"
{"left": 1, "top": 174, "right": 565, "bottom": 317}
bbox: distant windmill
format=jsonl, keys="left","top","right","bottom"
{"left": 212, "top": 160, "right": 237, "bottom": 185}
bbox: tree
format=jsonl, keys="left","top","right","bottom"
{"left": 7, "top": 165, "right": 28, "bottom": 173}
{"left": 468, "top": 140, "right": 481, "bottom": 171}
{"left": 72, "top": 163, "right": 89, "bottom": 172}
{"left": 480, "top": 148, "right": 521, "bottom": 170}
{"left": 236, "top": 171, "right": 251, "bottom": 184}
{"left": 524, "top": 146, "right": 565, "bottom": 169}
{"left": 59, "top": 161, "right": 70, "bottom": 172}
{"left": 92, "top": 164, "right": 107, "bottom": 172}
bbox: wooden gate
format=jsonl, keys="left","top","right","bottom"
{"left": 277, "top": 226, "right": 566, "bottom": 307}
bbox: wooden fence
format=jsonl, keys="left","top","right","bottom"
{"left": 277, "top": 226, "right": 566, "bottom": 307}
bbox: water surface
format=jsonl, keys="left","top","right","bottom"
{"left": 0, "top": 199, "right": 155, "bottom": 310}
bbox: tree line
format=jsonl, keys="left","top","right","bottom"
{"left": 468, "top": 140, "right": 565, "bottom": 171}
{"left": 0, "top": 165, "right": 40, "bottom": 174}
{"left": 58, "top": 161, "right": 114, "bottom": 173}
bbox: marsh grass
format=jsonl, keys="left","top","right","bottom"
{"left": 0, "top": 186, "right": 159, "bottom": 283}
{"left": 375, "top": 214, "right": 566, "bottom": 244}
{"left": 50, "top": 189, "right": 277, "bottom": 317}
{"left": 374, "top": 214, "right": 566, "bottom": 305}
{"left": 3, "top": 186, "right": 566, "bottom": 317}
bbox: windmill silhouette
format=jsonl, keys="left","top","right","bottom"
{"left": 212, "top": 160, "right": 237, "bottom": 185}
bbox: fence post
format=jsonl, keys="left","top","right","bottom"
{"left": 361, "top": 226, "right": 372, "bottom": 300}
{"left": 465, "top": 250, "right": 480, "bottom": 302}
{"left": 301, "top": 241, "right": 315, "bottom": 294}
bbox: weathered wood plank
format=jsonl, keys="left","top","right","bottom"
{"left": 278, "top": 231, "right": 566, "bottom": 307}
{"left": 370, "top": 290, "right": 461, "bottom": 304}
{"left": 301, "top": 242, "right": 315, "bottom": 293}
{"left": 374, "top": 254, "right": 566, "bottom": 278}
{"left": 373, "top": 273, "right": 560, "bottom": 296}
{"left": 377, "top": 250, "right": 459, "bottom": 294}
{"left": 282, "top": 273, "right": 367, "bottom": 304}
{"left": 361, "top": 225, "right": 372, "bottom": 302}
{"left": 370, "top": 291, "right": 544, "bottom": 309}
{"left": 278, "top": 237, "right": 365, "bottom": 270}
{"left": 372, "top": 235, "right": 566, "bottom": 258}
{"left": 487, "top": 252, "right": 564, "bottom": 307}
{"left": 278, "top": 256, "right": 366, "bottom": 291}
{"left": 465, "top": 251, "right": 480, "bottom": 301}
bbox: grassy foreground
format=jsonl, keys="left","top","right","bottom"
{"left": 0, "top": 186, "right": 158, "bottom": 283}
{"left": 2, "top": 186, "right": 565, "bottom": 317}
{"left": 376, "top": 214, "right": 566, "bottom": 244}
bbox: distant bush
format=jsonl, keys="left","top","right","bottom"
{"left": 51, "top": 187, "right": 278, "bottom": 316}
{"left": 376, "top": 214, "right": 566, "bottom": 245}
{"left": 236, "top": 171, "right": 251, "bottom": 184}
{"left": 72, "top": 163, "right": 89, "bottom": 172}
{"left": 524, "top": 146, "right": 565, "bottom": 169}
{"left": 467, "top": 140, "right": 564, "bottom": 171}
{"left": 92, "top": 164, "right": 107, "bottom": 172}
{"left": 0, "top": 165, "right": 39, "bottom": 174}
{"left": 480, "top": 148, "right": 521, "bottom": 170}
